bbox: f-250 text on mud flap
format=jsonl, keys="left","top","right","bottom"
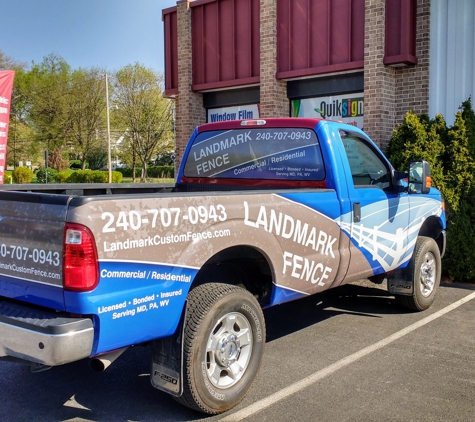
{"left": 387, "top": 269, "right": 414, "bottom": 295}
{"left": 150, "top": 306, "right": 187, "bottom": 396}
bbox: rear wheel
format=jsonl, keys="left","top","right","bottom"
{"left": 175, "top": 283, "right": 265, "bottom": 414}
{"left": 395, "top": 236, "right": 441, "bottom": 311}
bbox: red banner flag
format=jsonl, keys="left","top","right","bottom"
{"left": 0, "top": 70, "right": 15, "bottom": 184}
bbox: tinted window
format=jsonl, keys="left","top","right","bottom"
{"left": 184, "top": 128, "right": 325, "bottom": 180}
{"left": 341, "top": 133, "right": 391, "bottom": 189}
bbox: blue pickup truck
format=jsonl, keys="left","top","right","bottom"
{"left": 0, "top": 118, "right": 446, "bottom": 414}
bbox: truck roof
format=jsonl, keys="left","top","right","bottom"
{"left": 196, "top": 117, "right": 325, "bottom": 133}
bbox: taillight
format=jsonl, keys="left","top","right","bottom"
{"left": 63, "top": 223, "right": 99, "bottom": 292}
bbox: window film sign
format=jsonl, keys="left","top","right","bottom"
{"left": 0, "top": 70, "right": 15, "bottom": 184}
{"left": 184, "top": 127, "right": 325, "bottom": 180}
{"left": 207, "top": 104, "right": 259, "bottom": 123}
{"left": 291, "top": 93, "right": 364, "bottom": 129}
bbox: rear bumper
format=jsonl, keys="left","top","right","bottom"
{"left": 0, "top": 299, "right": 93, "bottom": 366}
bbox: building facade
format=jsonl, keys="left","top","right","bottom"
{"left": 162, "top": 0, "right": 475, "bottom": 165}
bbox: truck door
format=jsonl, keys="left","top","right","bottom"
{"left": 337, "top": 131, "right": 410, "bottom": 280}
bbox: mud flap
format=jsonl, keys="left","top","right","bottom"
{"left": 387, "top": 269, "right": 414, "bottom": 296}
{"left": 150, "top": 307, "right": 186, "bottom": 397}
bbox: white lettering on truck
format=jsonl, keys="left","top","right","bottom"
{"left": 243, "top": 201, "right": 335, "bottom": 287}
{"left": 282, "top": 251, "right": 332, "bottom": 286}
{"left": 243, "top": 201, "right": 336, "bottom": 257}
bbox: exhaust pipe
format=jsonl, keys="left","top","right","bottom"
{"left": 89, "top": 347, "right": 128, "bottom": 372}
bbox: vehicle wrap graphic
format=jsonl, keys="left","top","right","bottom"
{"left": 0, "top": 197, "right": 67, "bottom": 308}
{"left": 337, "top": 195, "right": 445, "bottom": 273}
{"left": 64, "top": 261, "right": 198, "bottom": 353}
{"left": 59, "top": 191, "right": 373, "bottom": 352}
{"left": 1, "top": 188, "right": 445, "bottom": 353}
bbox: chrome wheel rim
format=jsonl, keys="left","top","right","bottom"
{"left": 206, "top": 312, "right": 253, "bottom": 389}
{"left": 419, "top": 251, "right": 436, "bottom": 297}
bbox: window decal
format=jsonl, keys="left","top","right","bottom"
{"left": 184, "top": 128, "right": 324, "bottom": 181}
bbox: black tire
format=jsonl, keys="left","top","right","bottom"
{"left": 175, "top": 283, "right": 265, "bottom": 414}
{"left": 394, "top": 236, "right": 441, "bottom": 311}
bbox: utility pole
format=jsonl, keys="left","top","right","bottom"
{"left": 105, "top": 73, "right": 112, "bottom": 183}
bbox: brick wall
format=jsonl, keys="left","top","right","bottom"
{"left": 259, "top": 0, "right": 288, "bottom": 118}
{"left": 172, "top": 0, "right": 431, "bottom": 157}
{"left": 364, "top": 0, "right": 431, "bottom": 150}
{"left": 364, "top": 0, "right": 397, "bottom": 150}
{"left": 395, "top": 0, "right": 431, "bottom": 119}
{"left": 175, "top": 1, "right": 206, "bottom": 170}
{"left": 174, "top": 0, "right": 289, "bottom": 166}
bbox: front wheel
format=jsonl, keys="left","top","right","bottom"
{"left": 175, "top": 283, "right": 265, "bottom": 414}
{"left": 395, "top": 236, "right": 441, "bottom": 311}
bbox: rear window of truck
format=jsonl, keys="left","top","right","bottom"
{"left": 183, "top": 127, "right": 325, "bottom": 181}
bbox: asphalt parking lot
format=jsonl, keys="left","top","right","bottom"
{"left": 1, "top": 280, "right": 474, "bottom": 422}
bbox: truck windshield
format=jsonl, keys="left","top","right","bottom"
{"left": 183, "top": 127, "right": 325, "bottom": 181}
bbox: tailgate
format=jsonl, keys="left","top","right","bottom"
{"left": 0, "top": 191, "right": 70, "bottom": 310}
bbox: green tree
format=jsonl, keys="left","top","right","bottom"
{"left": 7, "top": 65, "right": 43, "bottom": 168}
{"left": 25, "top": 54, "right": 72, "bottom": 171}
{"left": 67, "top": 68, "right": 107, "bottom": 169}
{"left": 0, "top": 49, "right": 26, "bottom": 70}
{"left": 443, "top": 101, "right": 475, "bottom": 281}
{"left": 444, "top": 199, "right": 475, "bottom": 281}
{"left": 443, "top": 112, "right": 475, "bottom": 211}
{"left": 2, "top": 50, "right": 30, "bottom": 167}
{"left": 460, "top": 97, "right": 475, "bottom": 157}
{"left": 86, "top": 146, "right": 108, "bottom": 170}
{"left": 387, "top": 100, "right": 475, "bottom": 282}
{"left": 113, "top": 63, "right": 173, "bottom": 182}
{"left": 386, "top": 111, "right": 445, "bottom": 197}
{"left": 154, "top": 151, "right": 175, "bottom": 166}
{"left": 114, "top": 131, "right": 135, "bottom": 168}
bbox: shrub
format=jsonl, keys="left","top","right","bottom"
{"left": 386, "top": 98, "right": 475, "bottom": 282}
{"left": 443, "top": 198, "right": 475, "bottom": 281}
{"left": 86, "top": 148, "right": 107, "bottom": 170}
{"left": 116, "top": 167, "right": 141, "bottom": 178}
{"left": 65, "top": 171, "right": 79, "bottom": 183}
{"left": 66, "top": 170, "right": 122, "bottom": 183}
{"left": 36, "top": 167, "right": 58, "bottom": 184}
{"left": 91, "top": 171, "right": 108, "bottom": 183}
{"left": 443, "top": 111, "right": 475, "bottom": 210}
{"left": 67, "top": 170, "right": 106, "bottom": 183}
{"left": 111, "top": 171, "right": 123, "bottom": 183}
{"left": 147, "top": 166, "right": 174, "bottom": 178}
{"left": 461, "top": 97, "right": 475, "bottom": 156}
{"left": 55, "top": 171, "right": 71, "bottom": 183}
{"left": 443, "top": 99, "right": 475, "bottom": 281}
{"left": 4, "top": 171, "right": 12, "bottom": 184}
{"left": 116, "top": 166, "right": 174, "bottom": 179}
{"left": 69, "top": 160, "right": 88, "bottom": 170}
{"left": 12, "top": 167, "right": 34, "bottom": 184}
{"left": 386, "top": 111, "right": 446, "bottom": 200}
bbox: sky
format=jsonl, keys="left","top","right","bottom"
{"left": 0, "top": 0, "right": 177, "bottom": 73}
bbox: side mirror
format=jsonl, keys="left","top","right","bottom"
{"left": 408, "top": 160, "right": 431, "bottom": 194}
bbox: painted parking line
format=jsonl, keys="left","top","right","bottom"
{"left": 221, "top": 290, "right": 475, "bottom": 422}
